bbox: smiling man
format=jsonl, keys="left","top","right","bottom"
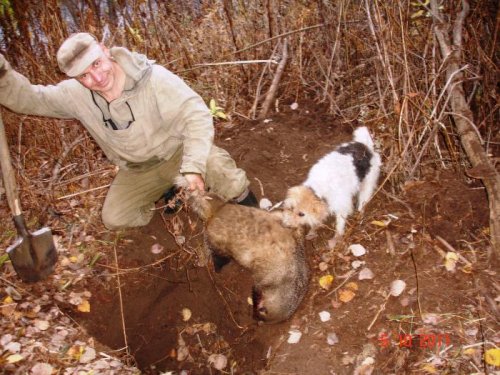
{"left": 0, "top": 33, "right": 257, "bottom": 229}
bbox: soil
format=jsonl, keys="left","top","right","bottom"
{"left": 65, "top": 103, "right": 497, "bottom": 374}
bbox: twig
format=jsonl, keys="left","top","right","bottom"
{"left": 258, "top": 39, "right": 288, "bottom": 120}
{"left": 410, "top": 248, "right": 423, "bottom": 320}
{"left": 232, "top": 23, "right": 325, "bottom": 55}
{"left": 49, "top": 133, "right": 85, "bottom": 192}
{"left": 205, "top": 266, "right": 245, "bottom": 330}
{"left": 56, "top": 184, "right": 111, "bottom": 200}
{"left": 367, "top": 294, "right": 390, "bottom": 331}
{"left": 254, "top": 177, "right": 265, "bottom": 197}
{"left": 194, "top": 59, "right": 278, "bottom": 67}
{"left": 112, "top": 234, "right": 130, "bottom": 358}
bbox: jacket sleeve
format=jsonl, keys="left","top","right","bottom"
{"left": 0, "top": 57, "right": 76, "bottom": 119}
{"left": 152, "top": 66, "right": 214, "bottom": 176}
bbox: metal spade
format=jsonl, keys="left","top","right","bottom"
{"left": 0, "top": 113, "right": 57, "bottom": 282}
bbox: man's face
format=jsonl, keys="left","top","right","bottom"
{"left": 76, "top": 47, "right": 116, "bottom": 94}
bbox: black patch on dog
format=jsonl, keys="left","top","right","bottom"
{"left": 337, "top": 142, "right": 372, "bottom": 180}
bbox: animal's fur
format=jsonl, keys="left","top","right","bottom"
{"left": 282, "top": 126, "right": 382, "bottom": 242}
{"left": 181, "top": 183, "right": 309, "bottom": 324}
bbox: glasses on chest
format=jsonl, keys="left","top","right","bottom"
{"left": 91, "top": 91, "right": 135, "bottom": 130}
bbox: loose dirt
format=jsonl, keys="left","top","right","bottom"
{"left": 65, "top": 103, "right": 496, "bottom": 374}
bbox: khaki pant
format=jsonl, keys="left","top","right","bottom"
{"left": 101, "top": 146, "right": 249, "bottom": 229}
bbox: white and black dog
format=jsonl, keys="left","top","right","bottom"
{"left": 281, "top": 126, "right": 381, "bottom": 246}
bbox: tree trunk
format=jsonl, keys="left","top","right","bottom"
{"left": 431, "top": 0, "right": 500, "bottom": 262}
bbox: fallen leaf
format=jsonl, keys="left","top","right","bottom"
{"left": 420, "top": 363, "right": 438, "bottom": 374}
{"left": 349, "top": 244, "right": 367, "bottom": 257}
{"left": 444, "top": 252, "right": 458, "bottom": 272}
{"left": 319, "top": 311, "right": 331, "bottom": 322}
{"left": 318, "top": 262, "right": 329, "bottom": 271}
{"left": 34, "top": 319, "right": 50, "bottom": 331}
{"left": 6, "top": 354, "right": 24, "bottom": 364}
{"left": 287, "top": 329, "right": 302, "bottom": 344}
{"left": 3, "top": 295, "right": 13, "bottom": 304}
{"left": 484, "top": 348, "right": 500, "bottom": 367}
{"left": 371, "top": 220, "right": 387, "bottom": 227}
{"left": 327, "top": 332, "right": 339, "bottom": 345}
{"left": 359, "top": 268, "right": 375, "bottom": 280}
{"left": 4, "top": 341, "right": 21, "bottom": 353}
{"left": 31, "top": 363, "right": 54, "bottom": 375}
{"left": 351, "top": 260, "right": 365, "bottom": 269}
{"left": 390, "top": 280, "right": 406, "bottom": 297}
{"left": 259, "top": 198, "right": 272, "bottom": 210}
{"left": 77, "top": 300, "right": 91, "bottom": 313}
{"left": 208, "top": 353, "right": 227, "bottom": 370}
{"left": 319, "top": 274, "right": 334, "bottom": 290}
{"left": 151, "top": 243, "right": 164, "bottom": 254}
{"left": 422, "top": 313, "right": 440, "bottom": 325}
{"left": 181, "top": 308, "right": 192, "bottom": 322}
{"left": 79, "top": 347, "right": 96, "bottom": 364}
{"left": 346, "top": 282, "right": 359, "bottom": 291}
{"left": 339, "top": 289, "right": 356, "bottom": 303}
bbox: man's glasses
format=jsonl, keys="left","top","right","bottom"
{"left": 91, "top": 91, "right": 135, "bottom": 130}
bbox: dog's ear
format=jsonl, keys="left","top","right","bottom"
{"left": 284, "top": 186, "right": 302, "bottom": 207}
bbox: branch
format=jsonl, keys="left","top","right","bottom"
{"left": 258, "top": 39, "right": 288, "bottom": 120}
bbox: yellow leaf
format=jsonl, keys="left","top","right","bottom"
{"left": 420, "top": 363, "right": 438, "bottom": 374}
{"left": 339, "top": 289, "right": 355, "bottom": 303}
{"left": 69, "top": 256, "right": 78, "bottom": 263}
{"left": 67, "top": 345, "right": 84, "bottom": 360}
{"left": 484, "top": 348, "right": 500, "bottom": 367}
{"left": 346, "top": 282, "right": 359, "bottom": 291}
{"left": 7, "top": 354, "right": 24, "bottom": 364}
{"left": 444, "top": 252, "right": 458, "bottom": 272}
{"left": 77, "top": 299, "right": 91, "bottom": 313}
{"left": 3, "top": 295, "right": 13, "bottom": 304}
{"left": 463, "top": 348, "right": 477, "bottom": 356}
{"left": 319, "top": 275, "right": 334, "bottom": 290}
{"left": 411, "top": 9, "right": 425, "bottom": 19}
{"left": 216, "top": 111, "right": 228, "bottom": 120}
{"left": 371, "top": 220, "right": 387, "bottom": 227}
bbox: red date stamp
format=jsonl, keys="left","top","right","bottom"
{"left": 378, "top": 332, "right": 451, "bottom": 349}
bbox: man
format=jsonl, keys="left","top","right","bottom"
{"left": 0, "top": 33, "right": 256, "bottom": 229}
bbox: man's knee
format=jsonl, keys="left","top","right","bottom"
{"left": 101, "top": 201, "right": 154, "bottom": 230}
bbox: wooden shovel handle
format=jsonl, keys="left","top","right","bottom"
{"left": 0, "top": 113, "right": 23, "bottom": 216}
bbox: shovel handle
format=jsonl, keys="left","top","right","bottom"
{"left": 0, "top": 112, "right": 23, "bottom": 216}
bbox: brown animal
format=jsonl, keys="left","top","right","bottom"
{"left": 184, "top": 187, "right": 309, "bottom": 323}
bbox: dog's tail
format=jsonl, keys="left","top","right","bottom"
{"left": 353, "top": 126, "right": 374, "bottom": 150}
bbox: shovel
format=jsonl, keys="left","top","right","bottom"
{"left": 0, "top": 113, "right": 57, "bottom": 282}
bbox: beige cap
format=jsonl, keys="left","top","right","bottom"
{"left": 56, "top": 33, "right": 104, "bottom": 77}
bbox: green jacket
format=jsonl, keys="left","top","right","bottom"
{"left": 0, "top": 47, "right": 214, "bottom": 175}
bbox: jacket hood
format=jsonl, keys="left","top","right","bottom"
{"left": 110, "top": 46, "right": 154, "bottom": 84}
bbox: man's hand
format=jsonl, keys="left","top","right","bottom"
{"left": 183, "top": 173, "right": 205, "bottom": 192}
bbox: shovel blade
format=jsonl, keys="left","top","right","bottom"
{"left": 7, "top": 227, "right": 58, "bottom": 283}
